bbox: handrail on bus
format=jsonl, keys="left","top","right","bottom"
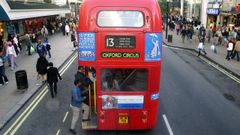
{"left": 88, "top": 85, "right": 92, "bottom": 118}
{"left": 94, "top": 80, "right": 97, "bottom": 114}
{"left": 119, "top": 69, "right": 137, "bottom": 87}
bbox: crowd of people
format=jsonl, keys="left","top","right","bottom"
{"left": 0, "top": 18, "right": 78, "bottom": 87}
{"left": 165, "top": 15, "right": 240, "bottom": 61}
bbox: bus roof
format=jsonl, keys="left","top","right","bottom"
{"left": 81, "top": 0, "right": 158, "bottom": 7}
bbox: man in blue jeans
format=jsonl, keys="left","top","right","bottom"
{"left": 69, "top": 79, "right": 89, "bottom": 134}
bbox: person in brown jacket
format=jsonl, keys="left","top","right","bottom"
{"left": 233, "top": 40, "right": 240, "bottom": 61}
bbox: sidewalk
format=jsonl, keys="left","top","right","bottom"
{"left": 0, "top": 33, "right": 75, "bottom": 128}
{"left": 162, "top": 30, "right": 240, "bottom": 77}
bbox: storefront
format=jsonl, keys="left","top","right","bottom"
{"left": 206, "top": 2, "right": 221, "bottom": 28}
{"left": 0, "top": 22, "right": 4, "bottom": 46}
{"left": 220, "top": 13, "right": 236, "bottom": 28}
{"left": 0, "top": 0, "right": 70, "bottom": 38}
{"left": 206, "top": 8, "right": 220, "bottom": 29}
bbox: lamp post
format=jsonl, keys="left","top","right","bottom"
{"left": 165, "top": 0, "right": 171, "bottom": 39}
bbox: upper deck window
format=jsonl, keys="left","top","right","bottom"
{"left": 97, "top": 11, "right": 144, "bottom": 27}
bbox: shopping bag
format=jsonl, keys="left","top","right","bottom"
{"left": 211, "top": 44, "right": 215, "bottom": 51}
{"left": 30, "top": 46, "right": 35, "bottom": 54}
{"left": 198, "top": 42, "right": 203, "bottom": 50}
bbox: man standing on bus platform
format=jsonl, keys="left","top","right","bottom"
{"left": 70, "top": 79, "right": 89, "bottom": 134}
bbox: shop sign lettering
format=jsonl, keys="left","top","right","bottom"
{"left": 207, "top": 8, "right": 219, "bottom": 15}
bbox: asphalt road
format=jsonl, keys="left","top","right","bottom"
{"left": 2, "top": 47, "right": 240, "bottom": 135}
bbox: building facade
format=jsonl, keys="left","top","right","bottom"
{"left": 0, "top": 0, "right": 71, "bottom": 43}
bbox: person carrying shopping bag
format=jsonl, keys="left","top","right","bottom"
{"left": 197, "top": 38, "right": 207, "bottom": 56}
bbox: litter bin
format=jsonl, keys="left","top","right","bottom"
{"left": 15, "top": 70, "right": 28, "bottom": 89}
{"left": 168, "top": 34, "right": 173, "bottom": 43}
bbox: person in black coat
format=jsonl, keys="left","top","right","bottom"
{"left": 36, "top": 56, "right": 48, "bottom": 83}
{"left": 47, "top": 62, "right": 62, "bottom": 98}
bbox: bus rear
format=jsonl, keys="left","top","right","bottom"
{"left": 78, "top": 0, "right": 162, "bottom": 130}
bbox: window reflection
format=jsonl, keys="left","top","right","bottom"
{"left": 101, "top": 69, "right": 148, "bottom": 91}
{"left": 97, "top": 11, "right": 144, "bottom": 27}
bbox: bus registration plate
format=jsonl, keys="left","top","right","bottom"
{"left": 118, "top": 116, "right": 128, "bottom": 124}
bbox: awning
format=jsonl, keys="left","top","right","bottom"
{"left": 0, "top": 0, "right": 71, "bottom": 21}
{"left": 0, "top": 5, "right": 9, "bottom": 21}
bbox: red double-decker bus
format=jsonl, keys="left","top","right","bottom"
{"left": 78, "top": 0, "right": 162, "bottom": 130}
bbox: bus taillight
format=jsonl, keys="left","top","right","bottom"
{"left": 99, "top": 110, "right": 105, "bottom": 123}
{"left": 141, "top": 111, "right": 148, "bottom": 123}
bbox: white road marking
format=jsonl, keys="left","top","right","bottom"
{"left": 163, "top": 114, "right": 174, "bottom": 135}
{"left": 163, "top": 45, "right": 240, "bottom": 84}
{"left": 62, "top": 112, "right": 69, "bottom": 123}
{"left": 3, "top": 53, "right": 77, "bottom": 135}
{"left": 56, "top": 129, "right": 61, "bottom": 135}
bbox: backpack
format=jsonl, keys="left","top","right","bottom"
{"left": 37, "top": 44, "right": 45, "bottom": 54}
{"left": 46, "top": 43, "right": 51, "bottom": 51}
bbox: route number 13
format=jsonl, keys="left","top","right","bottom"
{"left": 106, "top": 38, "right": 115, "bottom": 47}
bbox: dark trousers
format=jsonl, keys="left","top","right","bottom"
{"left": 47, "top": 50, "right": 51, "bottom": 58}
{"left": 226, "top": 50, "right": 232, "bottom": 60}
{"left": 48, "top": 82, "right": 57, "bottom": 98}
{"left": 176, "top": 29, "right": 179, "bottom": 35}
{"left": 0, "top": 66, "right": 8, "bottom": 84}
{"left": 27, "top": 45, "right": 31, "bottom": 55}
{"left": 236, "top": 52, "right": 240, "bottom": 61}
{"left": 232, "top": 51, "right": 240, "bottom": 61}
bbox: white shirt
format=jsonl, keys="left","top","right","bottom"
{"left": 6, "top": 45, "right": 17, "bottom": 57}
{"left": 13, "top": 37, "right": 18, "bottom": 45}
{"left": 65, "top": 25, "right": 70, "bottom": 33}
{"left": 227, "top": 42, "right": 234, "bottom": 51}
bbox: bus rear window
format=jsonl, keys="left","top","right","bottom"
{"left": 97, "top": 11, "right": 144, "bottom": 27}
{"left": 101, "top": 69, "right": 148, "bottom": 91}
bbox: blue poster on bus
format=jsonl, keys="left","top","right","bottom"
{"left": 145, "top": 33, "right": 162, "bottom": 61}
{"left": 78, "top": 32, "right": 96, "bottom": 61}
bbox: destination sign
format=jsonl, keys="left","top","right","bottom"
{"left": 105, "top": 36, "right": 136, "bottom": 49}
{"left": 101, "top": 52, "right": 140, "bottom": 58}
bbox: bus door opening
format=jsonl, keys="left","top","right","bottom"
{"left": 81, "top": 66, "right": 98, "bottom": 129}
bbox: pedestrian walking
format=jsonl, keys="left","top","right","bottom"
{"left": 232, "top": 40, "right": 240, "bottom": 61}
{"left": 47, "top": 62, "right": 62, "bottom": 98}
{"left": 69, "top": 79, "right": 89, "bottom": 134}
{"left": 207, "top": 28, "right": 212, "bottom": 43}
{"left": 36, "top": 56, "right": 48, "bottom": 84}
{"left": 6, "top": 42, "right": 17, "bottom": 71}
{"left": 226, "top": 39, "right": 234, "bottom": 60}
{"left": 211, "top": 34, "right": 219, "bottom": 53}
{"left": 41, "top": 25, "right": 48, "bottom": 38}
{"left": 23, "top": 34, "right": 33, "bottom": 55}
{"left": 197, "top": 39, "right": 207, "bottom": 56}
{"left": 31, "top": 33, "right": 38, "bottom": 47}
{"left": 175, "top": 23, "right": 180, "bottom": 35}
{"left": 181, "top": 27, "right": 187, "bottom": 43}
{"left": 0, "top": 57, "right": 8, "bottom": 86}
{"left": 71, "top": 32, "right": 76, "bottom": 51}
{"left": 43, "top": 38, "right": 51, "bottom": 58}
{"left": 36, "top": 40, "right": 47, "bottom": 57}
{"left": 65, "top": 24, "right": 70, "bottom": 36}
{"left": 13, "top": 34, "right": 21, "bottom": 52}
{"left": 61, "top": 22, "right": 66, "bottom": 36}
